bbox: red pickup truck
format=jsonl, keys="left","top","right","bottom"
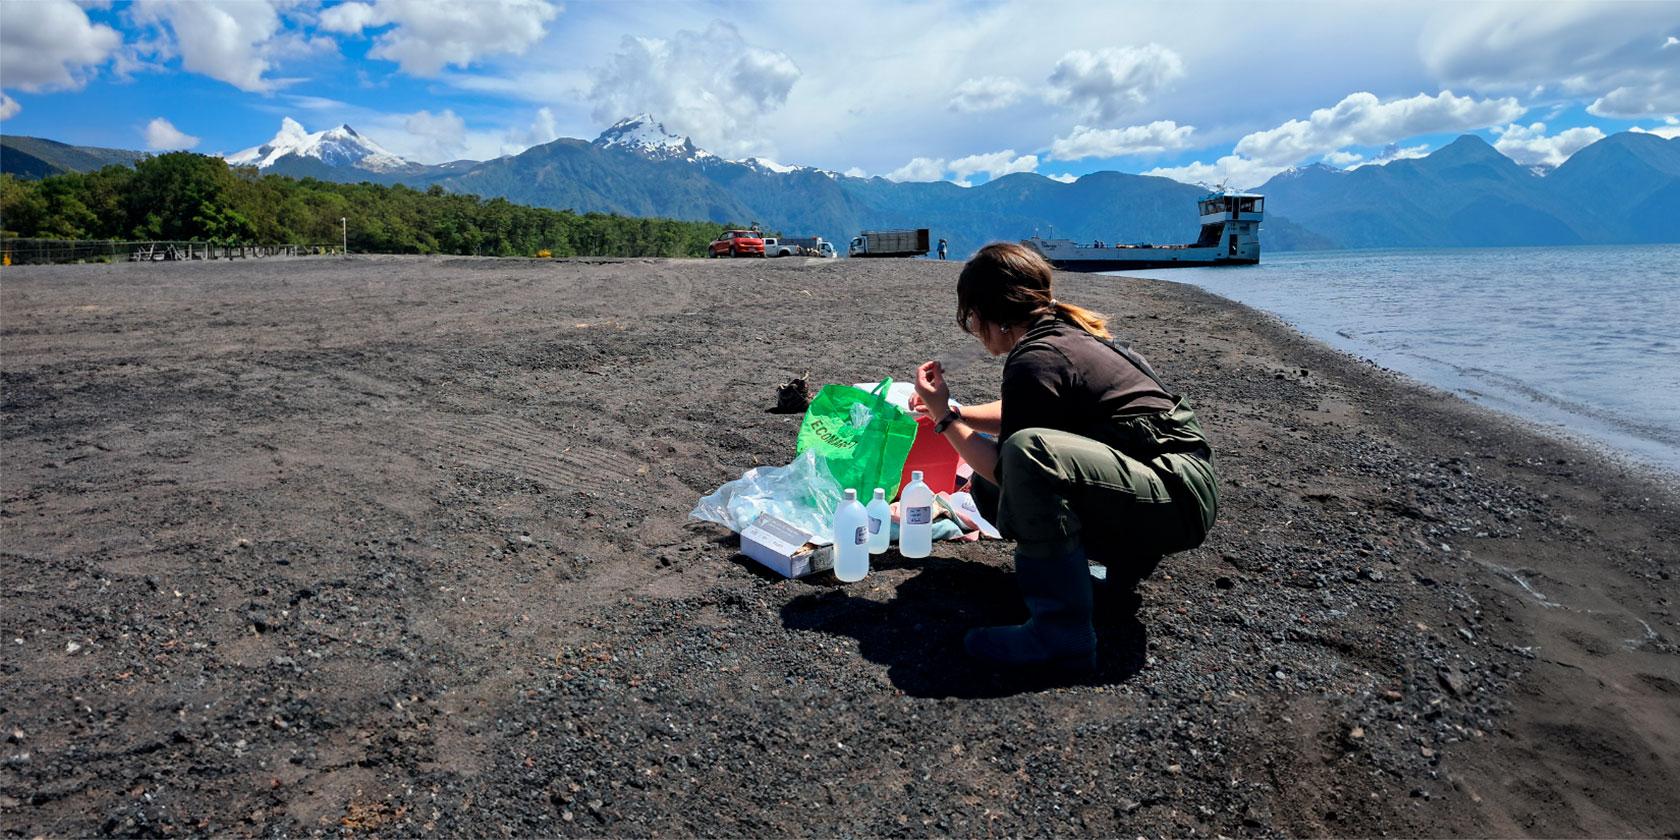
{"left": 708, "top": 229, "right": 765, "bottom": 258}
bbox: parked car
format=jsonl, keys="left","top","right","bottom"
{"left": 709, "top": 230, "right": 765, "bottom": 258}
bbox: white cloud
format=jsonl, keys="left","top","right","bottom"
{"left": 439, "top": 68, "right": 592, "bottom": 103}
{"left": 1145, "top": 89, "right": 1514, "bottom": 189}
{"left": 318, "top": 1, "right": 380, "bottom": 33}
{"left": 1046, "top": 44, "right": 1184, "bottom": 123}
{"left": 1048, "top": 172, "right": 1077, "bottom": 184}
{"left": 588, "top": 21, "right": 800, "bottom": 159}
{"left": 286, "top": 94, "right": 355, "bottom": 112}
{"left": 885, "top": 157, "right": 947, "bottom": 183}
{"left": 948, "top": 149, "right": 1038, "bottom": 185}
{"left": 1234, "top": 90, "right": 1523, "bottom": 165}
{"left": 143, "top": 116, "right": 199, "bottom": 149}
{"left": 0, "top": 0, "right": 121, "bottom": 91}
{"left": 403, "top": 108, "right": 468, "bottom": 159}
{"left": 1491, "top": 122, "right": 1605, "bottom": 167}
{"left": 130, "top": 0, "right": 293, "bottom": 93}
{"left": 0, "top": 93, "right": 18, "bottom": 121}
{"left": 1142, "top": 155, "right": 1285, "bottom": 191}
{"left": 843, "top": 166, "right": 868, "bottom": 178}
{"left": 267, "top": 31, "right": 339, "bottom": 63}
{"left": 1351, "top": 143, "right": 1431, "bottom": 169}
{"left": 1667, "top": 36, "right": 1679, "bottom": 48}
{"left": 1631, "top": 124, "right": 1680, "bottom": 140}
{"left": 1589, "top": 83, "right": 1680, "bottom": 119}
{"left": 501, "top": 106, "right": 560, "bottom": 155}
{"left": 1423, "top": 4, "right": 1678, "bottom": 119}
{"left": 1048, "top": 120, "right": 1195, "bottom": 161}
{"left": 732, "top": 46, "right": 801, "bottom": 107}
{"left": 109, "top": 29, "right": 171, "bottom": 80}
{"left": 1321, "top": 150, "right": 1363, "bottom": 167}
{"left": 321, "top": 0, "right": 560, "bottom": 76}
{"left": 948, "top": 76, "right": 1028, "bottom": 113}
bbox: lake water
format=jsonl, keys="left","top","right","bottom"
{"left": 1131, "top": 244, "right": 1680, "bottom": 475}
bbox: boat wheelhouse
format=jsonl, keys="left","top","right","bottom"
{"left": 1022, "top": 191, "right": 1263, "bottom": 271}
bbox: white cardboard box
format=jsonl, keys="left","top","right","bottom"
{"left": 740, "top": 512, "right": 834, "bottom": 578}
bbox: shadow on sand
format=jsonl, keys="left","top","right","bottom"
{"left": 779, "top": 553, "right": 1155, "bottom": 699}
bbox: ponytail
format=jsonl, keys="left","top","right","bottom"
{"left": 1050, "top": 300, "right": 1112, "bottom": 341}
{"left": 957, "top": 242, "right": 1112, "bottom": 341}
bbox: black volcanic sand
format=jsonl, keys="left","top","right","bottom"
{"left": 2, "top": 255, "right": 1677, "bottom": 837}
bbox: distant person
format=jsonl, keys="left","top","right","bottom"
{"left": 909, "top": 243, "right": 1218, "bottom": 670}
{"left": 937, "top": 238, "right": 948, "bottom": 260}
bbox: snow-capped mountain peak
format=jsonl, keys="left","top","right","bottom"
{"left": 226, "top": 118, "right": 411, "bottom": 172}
{"left": 739, "top": 157, "right": 796, "bottom": 174}
{"left": 592, "top": 115, "right": 715, "bottom": 162}
{"left": 1275, "top": 162, "right": 1345, "bottom": 180}
{"left": 591, "top": 114, "right": 846, "bottom": 175}
{"left": 736, "top": 156, "right": 845, "bottom": 180}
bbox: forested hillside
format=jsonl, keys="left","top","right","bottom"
{"left": 0, "top": 152, "right": 729, "bottom": 258}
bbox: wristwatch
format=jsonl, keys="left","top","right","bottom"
{"left": 934, "top": 405, "right": 963, "bottom": 433}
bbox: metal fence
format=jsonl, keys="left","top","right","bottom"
{"left": 0, "top": 238, "right": 344, "bottom": 266}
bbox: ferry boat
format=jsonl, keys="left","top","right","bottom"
{"left": 1022, "top": 191, "right": 1263, "bottom": 271}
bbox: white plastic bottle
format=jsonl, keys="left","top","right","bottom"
{"left": 865, "top": 488, "right": 892, "bottom": 555}
{"left": 899, "top": 471, "right": 934, "bottom": 559}
{"left": 832, "top": 489, "right": 870, "bottom": 582}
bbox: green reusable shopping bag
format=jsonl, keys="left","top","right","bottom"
{"left": 796, "top": 379, "right": 919, "bottom": 499}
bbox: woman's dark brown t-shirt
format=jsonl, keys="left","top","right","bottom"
{"left": 1000, "top": 316, "right": 1174, "bottom": 445}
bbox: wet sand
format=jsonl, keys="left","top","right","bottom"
{"left": 2, "top": 255, "right": 1676, "bottom": 836}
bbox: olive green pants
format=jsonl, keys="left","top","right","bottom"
{"left": 972, "top": 427, "right": 1214, "bottom": 565}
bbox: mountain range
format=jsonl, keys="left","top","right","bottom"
{"left": 0, "top": 134, "right": 149, "bottom": 180}
{"left": 4, "top": 115, "right": 1678, "bottom": 253}
{"left": 1259, "top": 132, "right": 1680, "bottom": 248}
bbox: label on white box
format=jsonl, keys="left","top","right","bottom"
{"left": 740, "top": 513, "right": 834, "bottom": 578}
{"left": 744, "top": 513, "right": 809, "bottom": 555}
{"left": 905, "top": 506, "right": 932, "bottom": 526}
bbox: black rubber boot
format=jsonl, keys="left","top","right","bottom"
{"left": 964, "top": 542, "right": 1097, "bottom": 670}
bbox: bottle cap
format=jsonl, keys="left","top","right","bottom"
{"left": 844, "top": 488, "right": 857, "bottom": 500}
{"left": 911, "top": 470, "right": 924, "bottom": 481}
{"left": 873, "top": 488, "right": 886, "bottom": 499}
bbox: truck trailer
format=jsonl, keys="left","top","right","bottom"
{"left": 848, "top": 228, "right": 930, "bottom": 258}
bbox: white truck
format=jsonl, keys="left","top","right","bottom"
{"left": 848, "top": 228, "right": 930, "bottom": 258}
{"left": 764, "top": 236, "right": 836, "bottom": 258}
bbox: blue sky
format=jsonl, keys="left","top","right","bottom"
{"left": 1, "top": 0, "right": 1677, "bottom": 188}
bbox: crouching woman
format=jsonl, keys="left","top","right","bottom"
{"left": 911, "top": 243, "right": 1219, "bottom": 670}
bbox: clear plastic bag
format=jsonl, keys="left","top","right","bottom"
{"left": 690, "top": 449, "right": 844, "bottom": 539}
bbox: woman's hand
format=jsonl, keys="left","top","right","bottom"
{"left": 907, "top": 390, "right": 929, "bottom": 417}
{"left": 913, "top": 360, "right": 951, "bottom": 420}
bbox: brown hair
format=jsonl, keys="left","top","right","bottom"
{"left": 956, "top": 242, "right": 1112, "bottom": 340}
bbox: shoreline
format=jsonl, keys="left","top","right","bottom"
{"left": 2, "top": 255, "right": 1676, "bottom": 836}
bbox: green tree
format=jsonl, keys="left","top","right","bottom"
{"left": 124, "top": 152, "right": 241, "bottom": 240}
{"left": 0, "top": 174, "right": 47, "bottom": 237}
{"left": 5, "top": 152, "right": 726, "bottom": 258}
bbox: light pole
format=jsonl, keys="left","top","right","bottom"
{"left": 340, "top": 217, "right": 348, "bottom": 255}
